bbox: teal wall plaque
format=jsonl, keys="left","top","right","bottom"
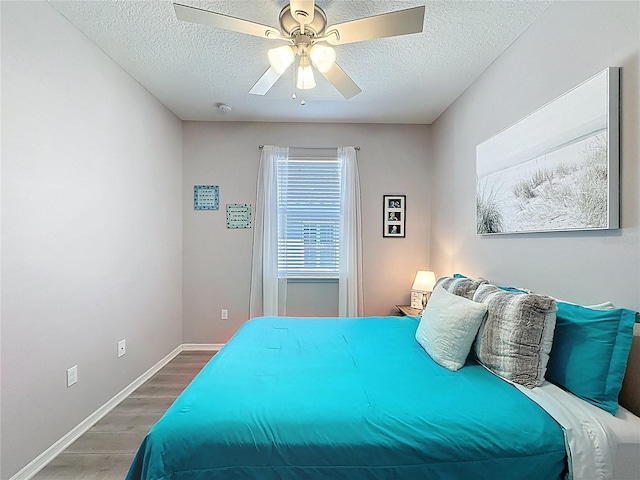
{"left": 194, "top": 185, "right": 219, "bottom": 210}
{"left": 226, "top": 204, "right": 252, "bottom": 229}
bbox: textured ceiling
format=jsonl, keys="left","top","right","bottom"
{"left": 47, "top": 0, "right": 552, "bottom": 124}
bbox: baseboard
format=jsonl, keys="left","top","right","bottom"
{"left": 182, "top": 343, "right": 225, "bottom": 351}
{"left": 10, "top": 343, "right": 225, "bottom": 480}
{"left": 10, "top": 345, "right": 183, "bottom": 480}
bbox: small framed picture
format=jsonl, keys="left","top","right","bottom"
{"left": 194, "top": 185, "right": 219, "bottom": 210}
{"left": 383, "top": 194, "right": 406, "bottom": 238}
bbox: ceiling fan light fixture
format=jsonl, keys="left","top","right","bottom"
{"left": 268, "top": 45, "right": 295, "bottom": 74}
{"left": 309, "top": 43, "right": 336, "bottom": 73}
{"left": 296, "top": 55, "right": 316, "bottom": 90}
{"left": 297, "top": 64, "right": 316, "bottom": 89}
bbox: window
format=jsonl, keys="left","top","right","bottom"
{"left": 277, "top": 155, "right": 341, "bottom": 279}
{"left": 250, "top": 145, "right": 361, "bottom": 318}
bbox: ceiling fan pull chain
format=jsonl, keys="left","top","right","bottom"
{"left": 291, "top": 56, "right": 298, "bottom": 100}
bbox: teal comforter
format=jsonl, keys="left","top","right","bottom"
{"left": 126, "top": 316, "right": 566, "bottom": 479}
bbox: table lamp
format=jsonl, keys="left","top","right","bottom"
{"left": 410, "top": 270, "right": 437, "bottom": 309}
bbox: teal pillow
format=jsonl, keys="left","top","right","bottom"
{"left": 498, "top": 285, "right": 530, "bottom": 294}
{"left": 546, "top": 302, "right": 636, "bottom": 415}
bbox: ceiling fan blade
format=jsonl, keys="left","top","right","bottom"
{"left": 249, "top": 67, "right": 284, "bottom": 95}
{"left": 321, "top": 63, "right": 362, "bottom": 99}
{"left": 289, "top": 0, "right": 315, "bottom": 27}
{"left": 174, "top": 3, "right": 282, "bottom": 39}
{"left": 324, "top": 6, "right": 425, "bottom": 45}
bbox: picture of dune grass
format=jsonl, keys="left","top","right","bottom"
{"left": 477, "top": 134, "right": 608, "bottom": 234}
{"left": 475, "top": 68, "right": 617, "bottom": 235}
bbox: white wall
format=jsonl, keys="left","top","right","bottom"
{"left": 429, "top": 1, "right": 640, "bottom": 310}
{"left": 1, "top": 2, "right": 183, "bottom": 477}
{"left": 182, "top": 121, "right": 430, "bottom": 343}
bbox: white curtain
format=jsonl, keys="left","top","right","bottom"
{"left": 250, "top": 145, "right": 288, "bottom": 318}
{"left": 338, "top": 147, "right": 364, "bottom": 316}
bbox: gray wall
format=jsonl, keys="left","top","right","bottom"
{"left": 429, "top": 0, "right": 640, "bottom": 310}
{"left": 1, "top": 2, "right": 183, "bottom": 477}
{"left": 182, "top": 122, "right": 430, "bottom": 343}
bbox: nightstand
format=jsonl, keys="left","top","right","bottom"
{"left": 396, "top": 305, "right": 422, "bottom": 317}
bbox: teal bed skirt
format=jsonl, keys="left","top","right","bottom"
{"left": 126, "top": 315, "right": 566, "bottom": 479}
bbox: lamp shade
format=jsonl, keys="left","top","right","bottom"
{"left": 309, "top": 43, "right": 336, "bottom": 73}
{"left": 412, "top": 270, "right": 436, "bottom": 292}
{"left": 268, "top": 45, "right": 295, "bottom": 74}
{"left": 296, "top": 55, "right": 316, "bottom": 89}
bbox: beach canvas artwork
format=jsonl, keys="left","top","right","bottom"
{"left": 476, "top": 68, "right": 619, "bottom": 235}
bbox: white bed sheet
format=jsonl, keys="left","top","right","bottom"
{"left": 515, "top": 381, "right": 640, "bottom": 480}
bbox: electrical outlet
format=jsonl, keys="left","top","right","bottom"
{"left": 67, "top": 365, "right": 78, "bottom": 387}
{"left": 221, "top": 309, "right": 228, "bottom": 320}
{"left": 118, "top": 339, "right": 126, "bottom": 357}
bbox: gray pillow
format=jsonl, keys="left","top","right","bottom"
{"left": 473, "top": 284, "right": 557, "bottom": 388}
{"left": 435, "top": 276, "right": 487, "bottom": 300}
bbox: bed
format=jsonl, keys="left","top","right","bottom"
{"left": 126, "top": 278, "right": 640, "bottom": 480}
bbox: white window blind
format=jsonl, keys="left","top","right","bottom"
{"left": 277, "top": 155, "right": 341, "bottom": 279}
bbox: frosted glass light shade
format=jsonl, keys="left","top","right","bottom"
{"left": 297, "top": 64, "right": 316, "bottom": 89}
{"left": 268, "top": 45, "right": 295, "bottom": 74}
{"left": 412, "top": 270, "right": 436, "bottom": 292}
{"left": 309, "top": 43, "right": 336, "bottom": 73}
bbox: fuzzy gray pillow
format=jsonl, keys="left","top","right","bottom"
{"left": 472, "top": 284, "right": 557, "bottom": 388}
{"left": 435, "top": 276, "right": 488, "bottom": 300}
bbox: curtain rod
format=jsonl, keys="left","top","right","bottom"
{"left": 258, "top": 145, "right": 360, "bottom": 150}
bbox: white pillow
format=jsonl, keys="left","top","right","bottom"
{"left": 555, "top": 299, "right": 615, "bottom": 310}
{"left": 415, "top": 285, "right": 488, "bottom": 371}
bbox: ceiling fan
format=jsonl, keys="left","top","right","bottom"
{"left": 173, "top": 0, "right": 425, "bottom": 100}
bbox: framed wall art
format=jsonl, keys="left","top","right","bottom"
{"left": 383, "top": 195, "right": 406, "bottom": 238}
{"left": 226, "top": 204, "right": 252, "bottom": 229}
{"left": 194, "top": 185, "right": 219, "bottom": 210}
{"left": 476, "top": 67, "right": 619, "bottom": 235}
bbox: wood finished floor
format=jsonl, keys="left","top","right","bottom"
{"left": 32, "top": 351, "right": 215, "bottom": 480}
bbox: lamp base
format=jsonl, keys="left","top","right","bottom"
{"left": 423, "top": 291, "right": 432, "bottom": 308}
